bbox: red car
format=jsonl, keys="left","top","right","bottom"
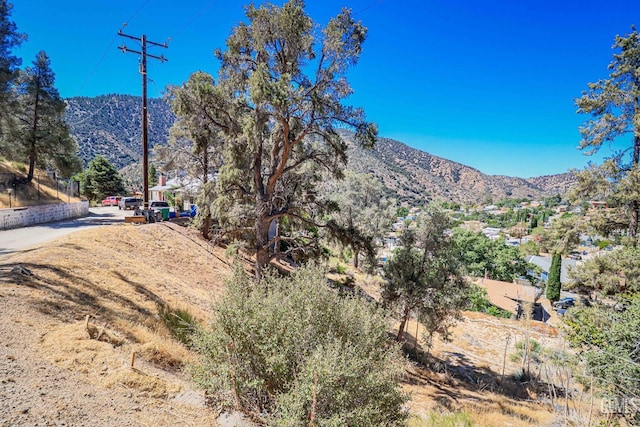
{"left": 101, "top": 196, "right": 121, "bottom": 207}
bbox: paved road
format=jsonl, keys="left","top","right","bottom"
{"left": 0, "top": 207, "right": 129, "bottom": 257}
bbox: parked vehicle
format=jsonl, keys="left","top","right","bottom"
{"left": 148, "top": 200, "right": 170, "bottom": 209}
{"left": 101, "top": 196, "right": 120, "bottom": 207}
{"left": 119, "top": 197, "right": 143, "bottom": 210}
{"left": 553, "top": 297, "right": 575, "bottom": 310}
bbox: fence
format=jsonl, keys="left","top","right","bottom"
{"left": 0, "top": 172, "right": 80, "bottom": 208}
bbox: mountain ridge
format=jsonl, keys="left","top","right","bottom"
{"left": 65, "top": 94, "right": 575, "bottom": 204}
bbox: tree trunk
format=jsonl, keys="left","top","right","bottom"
{"left": 201, "top": 141, "right": 210, "bottom": 240}
{"left": 396, "top": 305, "right": 411, "bottom": 341}
{"left": 255, "top": 216, "right": 271, "bottom": 282}
{"left": 353, "top": 247, "right": 359, "bottom": 269}
{"left": 630, "top": 200, "right": 638, "bottom": 243}
{"left": 203, "top": 215, "right": 211, "bottom": 240}
{"left": 27, "top": 91, "right": 40, "bottom": 183}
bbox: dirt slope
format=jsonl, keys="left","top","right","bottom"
{"left": 0, "top": 222, "right": 231, "bottom": 426}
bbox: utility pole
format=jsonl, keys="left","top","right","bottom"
{"left": 117, "top": 30, "right": 167, "bottom": 210}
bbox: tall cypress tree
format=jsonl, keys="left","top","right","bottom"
{"left": 546, "top": 253, "right": 562, "bottom": 302}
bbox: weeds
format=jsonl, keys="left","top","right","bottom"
{"left": 158, "top": 304, "right": 199, "bottom": 346}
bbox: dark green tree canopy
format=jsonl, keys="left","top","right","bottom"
{"left": 0, "top": 0, "right": 24, "bottom": 101}
{"left": 81, "top": 155, "right": 125, "bottom": 202}
{"left": 452, "top": 228, "right": 533, "bottom": 282}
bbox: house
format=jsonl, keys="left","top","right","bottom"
{"left": 481, "top": 227, "right": 501, "bottom": 240}
{"left": 149, "top": 172, "right": 216, "bottom": 209}
{"left": 525, "top": 255, "right": 577, "bottom": 285}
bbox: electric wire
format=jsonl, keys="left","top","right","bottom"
{"left": 74, "top": 0, "right": 151, "bottom": 96}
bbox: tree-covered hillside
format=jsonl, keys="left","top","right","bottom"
{"left": 65, "top": 94, "right": 175, "bottom": 169}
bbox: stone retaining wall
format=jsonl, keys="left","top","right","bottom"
{"left": 0, "top": 201, "right": 89, "bottom": 231}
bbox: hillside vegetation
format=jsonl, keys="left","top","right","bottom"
{"left": 64, "top": 95, "right": 575, "bottom": 205}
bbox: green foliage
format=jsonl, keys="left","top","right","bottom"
{"left": 158, "top": 304, "right": 199, "bottom": 347}
{"left": 511, "top": 339, "right": 543, "bottom": 364}
{"left": 440, "top": 201, "right": 461, "bottom": 211}
{"left": 595, "top": 239, "right": 612, "bottom": 250}
{"left": 452, "top": 228, "right": 532, "bottom": 282}
{"left": 80, "top": 155, "right": 125, "bottom": 201}
{"left": 166, "top": 71, "right": 224, "bottom": 239}
{"left": 171, "top": 1, "right": 376, "bottom": 277}
{"left": 12, "top": 51, "right": 81, "bottom": 180}
{"left": 320, "top": 171, "right": 395, "bottom": 270}
{"left": 466, "top": 285, "right": 512, "bottom": 318}
{"left": 546, "top": 253, "right": 562, "bottom": 302}
{"left": 543, "top": 194, "right": 563, "bottom": 208}
{"left": 564, "top": 295, "right": 640, "bottom": 422}
{"left": 411, "top": 411, "right": 474, "bottom": 427}
{"left": 0, "top": 0, "right": 26, "bottom": 142}
{"left": 396, "top": 206, "right": 409, "bottom": 217}
{"left": 148, "top": 164, "right": 158, "bottom": 187}
{"left": 192, "top": 263, "right": 408, "bottom": 425}
{"left": 334, "top": 263, "right": 347, "bottom": 274}
{"left": 518, "top": 240, "right": 540, "bottom": 257}
{"left": 495, "top": 197, "right": 531, "bottom": 208}
{"left": 574, "top": 26, "right": 640, "bottom": 241}
{"left": 383, "top": 206, "right": 470, "bottom": 345}
{"left": 486, "top": 305, "right": 512, "bottom": 318}
{"left": 569, "top": 246, "right": 640, "bottom": 295}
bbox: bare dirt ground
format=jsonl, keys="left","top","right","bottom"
{"left": 0, "top": 219, "right": 584, "bottom": 426}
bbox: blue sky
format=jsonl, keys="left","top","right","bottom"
{"left": 10, "top": 0, "right": 638, "bottom": 178}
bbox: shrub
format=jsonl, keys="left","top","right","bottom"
{"left": 191, "top": 263, "right": 408, "bottom": 425}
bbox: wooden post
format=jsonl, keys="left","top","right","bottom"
{"left": 501, "top": 333, "right": 510, "bottom": 386}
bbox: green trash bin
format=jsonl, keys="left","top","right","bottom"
{"left": 155, "top": 207, "right": 170, "bottom": 221}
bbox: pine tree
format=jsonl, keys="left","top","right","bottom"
{"left": 82, "top": 155, "right": 125, "bottom": 202}
{"left": 166, "top": 71, "right": 224, "bottom": 239}
{"left": 0, "top": 0, "right": 26, "bottom": 147}
{"left": 383, "top": 206, "right": 469, "bottom": 345}
{"left": 13, "top": 51, "right": 81, "bottom": 180}
{"left": 574, "top": 26, "right": 640, "bottom": 243}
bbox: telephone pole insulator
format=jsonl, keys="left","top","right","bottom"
{"left": 117, "top": 30, "right": 168, "bottom": 211}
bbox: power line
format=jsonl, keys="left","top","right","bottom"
{"left": 74, "top": 0, "right": 151, "bottom": 95}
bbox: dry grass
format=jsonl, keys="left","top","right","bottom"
{"left": 1, "top": 222, "right": 231, "bottom": 404}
